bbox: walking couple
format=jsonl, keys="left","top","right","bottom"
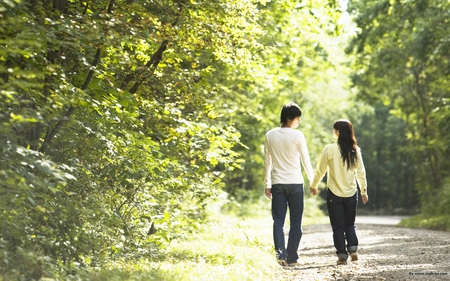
{"left": 264, "top": 102, "right": 369, "bottom": 266}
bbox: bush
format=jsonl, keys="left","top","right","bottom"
{"left": 398, "top": 214, "right": 450, "bottom": 231}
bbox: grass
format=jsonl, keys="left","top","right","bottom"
{"left": 398, "top": 214, "right": 450, "bottom": 231}
{"left": 84, "top": 202, "right": 449, "bottom": 281}
{"left": 87, "top": 202, "right": 328, "bottom": 281}
{"left": 88, "top": 216, "right": 279, "bottom": 281}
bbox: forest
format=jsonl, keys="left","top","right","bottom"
{"left": 1, "top": 0, "right": 449, "bottom": 279}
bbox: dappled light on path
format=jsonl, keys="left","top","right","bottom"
{"left": 279, "top": 222, "right": 450, "bottom": 280}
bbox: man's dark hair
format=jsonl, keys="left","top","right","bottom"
{"left": 280, "top": 102, "right": 302, "bottom": 124}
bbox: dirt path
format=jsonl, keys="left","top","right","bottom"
{"left": 278, "top": 220, "right": 450, "bottom": 280}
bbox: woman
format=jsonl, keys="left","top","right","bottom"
{"left": 264, "top": 102, "right": 314, "bottom": 266}
{"left": 309, "top": 119, "right": 369, "bottom": 265}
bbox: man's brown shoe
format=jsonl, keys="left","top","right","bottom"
{"left": 287, "top": 261, "right": 301, "bottom": 267}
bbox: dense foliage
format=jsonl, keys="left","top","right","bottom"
{"left": 1, "top": 0, "right": 265, "bottom": 278}
{"left": 0, "top": 0, "right": 354, "bottom": 278}
{"left": 347, "top": 0, "right": 450, "bottom": 214}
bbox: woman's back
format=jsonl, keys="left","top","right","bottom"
{"left": 320, "top": 143, "right": 366, "bottom": 197}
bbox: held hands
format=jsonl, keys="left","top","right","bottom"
{"left": 309, "top": 186, "right": 318, "bottom": 195}
{"left": 270, "top": 186, "right": 368, "bottom": 204}
{"left": 309, "top": 186, "right": 368, "bottom": 205}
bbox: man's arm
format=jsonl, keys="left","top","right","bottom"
{"left": 309, "top": 146, "right": 328, "bottom": 195}
{"left": 264, "top": 136, "right": 272, "bottom": 198}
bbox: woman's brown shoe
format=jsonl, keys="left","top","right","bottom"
{"left": 350, "top": 252, "right": 358, "bottom": 261}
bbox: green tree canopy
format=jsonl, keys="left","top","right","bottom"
{"left": 347, "top": 0, "right": 450, "bottom": 213}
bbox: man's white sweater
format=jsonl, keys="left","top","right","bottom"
{"left": 264, "top": 127, "right": 314, "bottom": 189}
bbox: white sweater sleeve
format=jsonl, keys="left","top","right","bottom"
{"left": 264, "top": 135, "right": 272, "bottom": 189}
{"left": 298, "top": 132, "right": 314, "bottom": 183}
{"left": 310, "top": 145, "right": 329, "bottom": 188}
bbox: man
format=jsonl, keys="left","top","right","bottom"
{"left": 264, "top": 102, "right": 314, "bottom": 266}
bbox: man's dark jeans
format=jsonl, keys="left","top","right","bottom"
{"left": 271, "top": 184, "right": 304, "bottom": 263}
{"left": 327, "top": 189, "right": 358, "bottom": 260}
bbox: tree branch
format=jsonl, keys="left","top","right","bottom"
{"left": 107, "top": 0, "right": 116, "bottom": 14}
{"left": 39, "top": 48, "right": 101, "bottom": 153}
{"left": 121, "top": 1, "right": 185, "bottom": 91}
{"left": 172, "top": 0, "right": 187, "bottom": 27}
{"left": 128, "top": 40, "right": 169, "bottom": 94}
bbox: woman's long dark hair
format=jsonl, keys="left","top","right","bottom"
{"left": 334, "top": 119, "right": 358, "bottom": 170}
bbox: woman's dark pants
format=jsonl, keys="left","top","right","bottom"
{"left": 327, "top": 189, "right": 359, "bottom": 260}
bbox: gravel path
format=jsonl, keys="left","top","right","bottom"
{"left": 278, "top": 221, "right": 450, "bottom": 280}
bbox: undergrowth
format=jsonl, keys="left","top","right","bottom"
{"left": 82, "top": 193, "right": 327, "bottom": 281}
{"left": 85, "top": 216, "right": 279, "bottom": 281}
{"left": 398, "top": 214, "right": 450, "bottom": 231}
